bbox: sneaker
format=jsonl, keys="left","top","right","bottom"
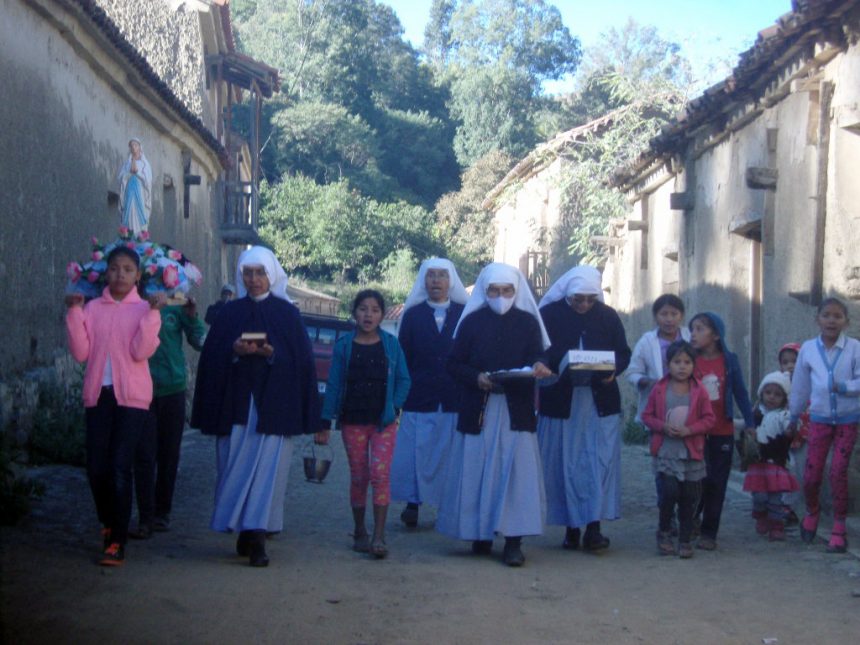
{"left": 99, "top": 542, "right": 125, "bottom": 566}
{"left": 678, "top": 543, "right": 694, "bottom": 559}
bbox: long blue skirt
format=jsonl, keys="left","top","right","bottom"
{"left": 436, "top": 395, "right": 544, "bottom": 540}
{"left": 210, "top": 402, "right": 294, "bottom": 533}
{"left": 390, "top": 409, "right": 456, "bottom": 506}
{"left": 537, "top": 387, "right": 621, "bottom": 527}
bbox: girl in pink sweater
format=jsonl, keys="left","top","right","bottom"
{"left": 65, "top": 246, "right": 163, "bottom": 566}
{"left": 642, "top": 341, "right": 716, "bottom": 558}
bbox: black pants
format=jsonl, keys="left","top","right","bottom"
{"left": 658, "top": 473, "right": 701, "bottom": 543}
{"left": 85, "top": 387, "right": 150, "bottom": 545}
{"left": 134, "top": 391, "right": 186, "bottom": 523}
{"left": 696, "top": 434, "right": 735, "bottom": 539}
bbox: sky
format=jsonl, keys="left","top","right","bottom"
{"left": 383, "top": 0, "right": 792, "bottom": 94}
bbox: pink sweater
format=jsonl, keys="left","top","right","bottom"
{"left": 641, "top": 376, "right": 716, "bottom": 461}
{"left": 66, "top": 287, "right": 161, "bottom": 410}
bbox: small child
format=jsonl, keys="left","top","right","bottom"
{"left": 65, "top": 246, "right": 164, "bottom": 566}
{"left": 778, "top": 343, "right": 807, "bottom": 526}
{"left": 742, "top": 371, "right": 798, "bottom": 541}
{"left": 628, "top": 294, "right": 689, "bottom": 532}
{"left": 688, "top": 312, "right": 755, "bottom": 551}
{"left": 318, "top": 290, "right": 411, "bottom": 559}
{"left": 789, "top": 297, "right": 860, "bottom": 553}
{"left": 642, "top": 341, "right": 715, "bottom": 558}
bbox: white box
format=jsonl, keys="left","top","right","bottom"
{"left": 560, "top": 350, "right": 616, "bottom": 373}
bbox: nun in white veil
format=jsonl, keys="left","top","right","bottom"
{"left": 191, "top": 247, "right": 318, "bottom": 567}
{"left": 436, "top": 263, "right": 552, "bottom": 567}
{"left": 117, "top": 138, "right": 152, "bottom": 234}
{"left": 536, "top": 266, "right": 631, "bottom": 552}
{"left": 391, "top": 258, "right": 468, "bottom": 528}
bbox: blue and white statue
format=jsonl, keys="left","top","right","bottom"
{"left": 117, "top": 137, "right": 152, "bottom": 234}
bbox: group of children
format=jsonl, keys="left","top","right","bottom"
{"left": 634, "top": 295, "right": 859, "bottom": 557}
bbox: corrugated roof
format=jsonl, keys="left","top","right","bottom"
{"left": 611, "top": 0, "right": 858, "bottom": 190}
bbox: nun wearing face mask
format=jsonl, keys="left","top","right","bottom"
{"left": 537, "top": 266, "right": 631, "bottom": 553}
{"left": 390, "top": 259, "right": 468, "bottom": 528}
{"left": 436, "top": 263, "right": 552, "bottom": 567}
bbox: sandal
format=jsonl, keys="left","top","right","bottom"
{"left": 370, "top": 538, "right": 388, "bottom": 559}
{"left": 657, "top": 531, "right": 675, "bottom": 556}
{"left": 352, "top": 532, "right": 370, "bottom": 553}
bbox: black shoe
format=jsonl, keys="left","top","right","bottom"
{"left": 400, "top": 504, "right": 419, "bottom": 528}
{"left": 153, "top": 515, "right": 170, "bottom": 532}
{"left": 249, "top": 531, "right": 269, "bottom": 567}
{"left": 503, "top": 538, "right": 525, "bottom": 567}
{"left": 236, "top": 530, "right": 252, "bottom": 557}
{"left": 563, "top": 527, "right": 580, "bottom": 550}
{"left": 471, "top": 540, "right": 493, "bottom": 555}
{"left": 583, "top": 523, "right": 610, "bottom": 552}
{"left": 128, "top": 523, "right": 153, "bottom": 540}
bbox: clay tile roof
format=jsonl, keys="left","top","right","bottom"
{"left": 384, "top": 304, "right": 404, "bottom": 321}
{"left": 610, "top": 0, "right": 856, "bottom": 190}
{"left": 72, "top": 0, "right": 225, "bottom": 161}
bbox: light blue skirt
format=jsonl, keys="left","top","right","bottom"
{"left": 436, "top": 395, "right": 544, "bottom": 540}
{"left": 210, "top": 401, "right": 294, "bottom": 533}
{"left": 390, "top": 409, "right": 456, "bottom": 506}
{"left": 537, "top": 387, "right": 621, "bottom": 527}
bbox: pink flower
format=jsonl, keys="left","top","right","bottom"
{"left": 118, "top": 225, "right": 129, "bottom": 237}
{"left": 146, "top": 264, "right": 158, "bottom": 276}
{"left": 126, "top": 242, "right": 136, "bottom": 249}
{"left": 138, "top": 231, "right": 150, "bottom": 241}
{"left": 144, "top": 247, "right": 155, "bottom": 257}
{"left": 162, "top": 265, "right": 179, "bottom": 289}
{"left": 66, "top": 262, "right": 82, "bottom": 282}
{"left": 91, "top": 251, "right": 104, "bottom": 261}
{"left": 167, "top": 249, "right": 183, "bottom": 261}
{"left": 87, "top": 271, "right": 100, "bottom": 283}
{"left": 90, "top": 236, "right": 99, "bottom": 246}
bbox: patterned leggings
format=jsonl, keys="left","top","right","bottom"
{"left": 342, "top": 423, "right": 398, "bottom": 507}
{"left": 804, "top": 422, "right": 858, "bottom": 522}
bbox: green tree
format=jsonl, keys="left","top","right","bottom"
{"left": 435, "top": 149, "right": 514, "bottom": 283}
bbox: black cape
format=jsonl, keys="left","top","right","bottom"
{"left": 191, "top": 295, "right": 319, "bottom": 437}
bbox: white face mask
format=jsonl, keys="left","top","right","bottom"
{"left": 487, "top": 296, "right": 515, "bottom": 315}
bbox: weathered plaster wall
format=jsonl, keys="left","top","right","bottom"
{"left": 0, "top": 0, "right": 240, "bottom": 429}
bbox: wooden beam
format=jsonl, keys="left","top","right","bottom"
{"left": 746, "top": 167, "right": 778, "bottom": 189}
{"left": 591, "top": 236, "right": 625, "bottom": 247}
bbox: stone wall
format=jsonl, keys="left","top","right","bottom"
{"left": 0, "top": 0, "right": 239, "bottom": 432}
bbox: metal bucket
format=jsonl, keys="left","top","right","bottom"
{"left": 302, "top": 441, "right": 333, "bottom": 483}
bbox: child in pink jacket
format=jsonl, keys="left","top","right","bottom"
{"left": 642, "top": 340, "right": 715, "bottom": 559}
{"left": 65, "top": 246, "right": 163, "bottom": 566}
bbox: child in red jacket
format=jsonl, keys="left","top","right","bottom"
{"left": 642, "top": 341, "right": 716, "bottom": 558}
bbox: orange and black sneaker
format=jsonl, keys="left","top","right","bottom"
{"left": 99, "top": 542, "right": 125, "bottom": 566}
{"left": 100, "top": 527, "right": 112, "bottom": 549}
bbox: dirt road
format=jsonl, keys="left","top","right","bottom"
{"left": 3, "top": 431, "right": 859, "bottom": 644}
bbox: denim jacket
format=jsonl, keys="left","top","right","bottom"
{"left": 321, "top": 329, "right": 411, "bottom": 428}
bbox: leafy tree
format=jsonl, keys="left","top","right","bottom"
{"left": 435, "top": 150, "right": 514, "bottom": 283}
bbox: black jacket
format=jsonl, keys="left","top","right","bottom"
{"left": 538, "top": 299, "right": 631, "bottom": 418}
{"left": 447, "top": 307, "right": 545, "bottom": 433}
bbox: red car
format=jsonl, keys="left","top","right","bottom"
{"left": 301, "top": 314, "right": 355, "bottom": 396}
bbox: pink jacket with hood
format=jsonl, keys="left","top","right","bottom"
{"left": 66, "top": 287, "right": 161, "bottom": 410}
{"left": 641, "top": 375, "right": 716, "bottom": 461}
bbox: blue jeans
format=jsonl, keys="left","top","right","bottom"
{"left": 696, "top": 434, "right": 734, "bottom": 540}
{"left": 85, "top": 387, "right": 150, "bottom": 544}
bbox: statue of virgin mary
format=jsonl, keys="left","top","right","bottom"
{"left": 117, "top": 137, "right": 152, "bottom": 234}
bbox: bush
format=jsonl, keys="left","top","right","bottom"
{"left": 0, "top": 438, "right": 45, "bottom": 526}
{"left": 28, "top": 377, "right": 86, "bottom": 467}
